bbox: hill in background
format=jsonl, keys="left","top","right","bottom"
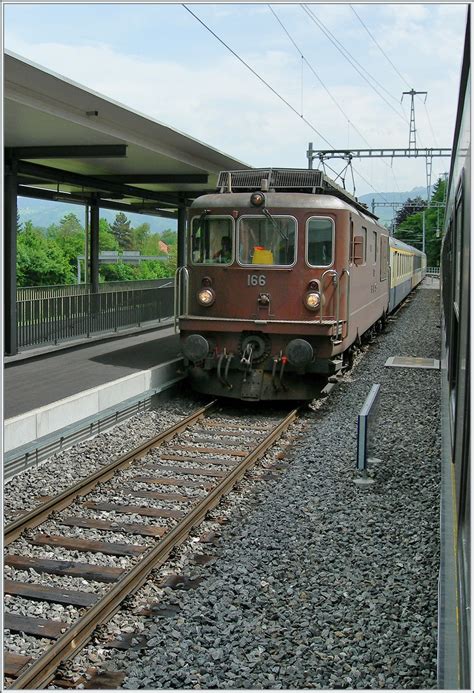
{"left": 358, "top": 186, "right": 427, "bottom": 225}
{"left": 18, "top": 197, "right": 176, "bottom": 233}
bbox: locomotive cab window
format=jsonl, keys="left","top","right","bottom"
{"left": 238, "top": 215, "right": 296, "bottom": 266}
{"left": 306, "top": 217, "right": 334, "bottom": 267}
{"left": 191, "top": 216, "right": 234, "bottom": 265}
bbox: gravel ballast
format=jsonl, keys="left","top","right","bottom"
{"left": 51, "top": 284, "right": 442, "bottom": 690}
{"left": 3, "top": 395, "right": 204, "bottom": 523}
{"left": 6, "top": 285, "right": 441, "bottom": 689}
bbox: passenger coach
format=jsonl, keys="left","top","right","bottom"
{"left": 437, "top": 6, "right": 470, "bottom": 687}
{"left": 389, "top": 237, "right": 426, "bottom": 311}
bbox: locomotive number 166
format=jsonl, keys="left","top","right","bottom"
{"left": 247, "top": 274, "right": 267, "bottom": 287}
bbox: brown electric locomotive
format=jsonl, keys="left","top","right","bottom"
{"left": 176, "top": 168, "right": 390, "bottom": 401}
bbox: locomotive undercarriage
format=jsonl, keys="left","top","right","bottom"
{"left": 181, "top": 329, "right": 344, "bottom": 401}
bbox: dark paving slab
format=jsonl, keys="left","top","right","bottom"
{"left": 4, "top": 327, "right": 181, "bottom": 419}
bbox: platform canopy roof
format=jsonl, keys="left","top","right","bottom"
{"left": 4, "top": 51, "right": 251, "bottom": 218}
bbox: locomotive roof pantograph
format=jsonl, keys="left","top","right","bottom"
{"left": 215, "top": 168, "right": 378, "bottom": 220}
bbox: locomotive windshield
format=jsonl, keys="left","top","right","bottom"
{"left": 238, "top": 216, "right": 296, "bottom": 266}
{"left": 191, "top": 216, "right": 233, "bottom": 264}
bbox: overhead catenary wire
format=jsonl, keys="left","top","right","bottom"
{"left": 268, "top": 4, "right": 372, "bottom": 149}
{"left": 348, "top": 7, "right": 436, "bottom": 153}
{"left": 182, "top": 4, "right": 390, "bottom": 204}
{"left": 300, "top": 2, "right": 432, "bottom": 204}
{"left": 349, "top": 5, "right": 412, "bottom": 90}
{"left": 301, "top": 4, "right": 409, "bottom": 125}
{"left": 182, "top": 4, "right": 334, "bottom": 149}
{"left": 268, "top": 6, "right": 400, "bottom": 201}
{"left": 422, "top": 100, "right": 439, "bottom": 148}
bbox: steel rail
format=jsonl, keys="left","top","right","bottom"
{"left": 9, "top": 406, "right": 299, "bottom": 690}
{"left": 4, "top": 401, "right": 217, "bottom": 546}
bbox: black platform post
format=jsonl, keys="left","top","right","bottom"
{"left": 90, "top": 196, "right": 100, "bottom": 295}
{"left": 4, "top": 153, "right": 18, "bottom": 355}
{"left": 177, "top": 194, "right": 187, "bottom": 268}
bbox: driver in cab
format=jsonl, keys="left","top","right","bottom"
{"left": 213, "top": 236, "right": 232, "bottom": 263}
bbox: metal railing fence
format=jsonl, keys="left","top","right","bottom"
{"left": 17, "top": 278, "right": 173, "bottom": 301}
{"left": 17, "top": 285, "right": 174, "bottom": 349}
{"left": 426, "top": 267, "right": 440, "bottom": 276}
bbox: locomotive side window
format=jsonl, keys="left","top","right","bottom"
{"left": 349, "top": 219, "right": 354, "bottom": 264}
{"left": 190, "top": 216, "right": 234, "bottom": 265}
{"left": 238, "top": 216, "right": 296, "bottom": 266}
{"left": 361, "top": 227, "right": 367, "bottom": 264}
{"left": 306, "top": 217, "right": 334, "bottom": 267}
{"left": 372, "top": 230, "right": 377, "bottom": 263}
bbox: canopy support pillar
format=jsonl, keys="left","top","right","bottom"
{"left": 90, "top": 196, "right": 100, "bottom": 294}
{"left": 177, "top": 195, "right": 187, "bottom": 268}
{"left": 4, "top": 155, "right": 18, "bottom": 355}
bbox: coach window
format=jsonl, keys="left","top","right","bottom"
{"left": 238, "top": 215, "right": 296, "bottom": 266}
{"left": 306, "top": 217, "right": 334, "bottom": 267}
{"left": 190, "top": 216, "right": 234, "bottom": 265}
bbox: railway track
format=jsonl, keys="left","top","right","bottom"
{"left": 4, "top": 401, "right": 299, "bottom": 690}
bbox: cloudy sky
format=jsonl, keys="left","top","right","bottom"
{"left": 4, "top": 2, "right": 468, "bottom": 198}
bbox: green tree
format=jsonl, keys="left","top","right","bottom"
{"left": 59, "top": 212, "right": 83, "bottom": 236}
{"left": 142, "top": 234, "right": 162, "bottom": 256}
{"left": 132, "top": 222, "right": 151, "bottom": 251}
{"left": 99, "top": 218, "right": 120, "bottom": 251}
{"left": 135, "top": 260, "right": 169, "bottom": 279}
{"left": 17, "top": 223, "right": 73, "bottom": 286}
{"left": 99, "top": 262, "right": 136, "bottom": 282}
{"left": 159, "top": 228, "right": 177, "bottom": 246}
{"left": 394, "top": 196, "right": 427, "bottom": 227}
{"left": 47, "top": 214, "right": 84, "bottom": 277}
{"left": 394, "top": 178, "right": 446, "bottom": 266}
{"left": 111, "top": 212, "right": 133, "bottom": 250}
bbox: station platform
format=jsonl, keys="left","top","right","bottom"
{"left": 4, "top": 325, "right": 181, "bottom": 419}
{"left": 4, "top": 325, "right": 183, "bottom": 458}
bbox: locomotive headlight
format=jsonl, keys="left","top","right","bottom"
{"left": 250, "top": 192, "right": 265, "bottom": 207}
{"left": 198, "top": 288, "right": 215, "bottom": 306}
{"left": 304, "top": 291, "right": 320, "bottom": 311}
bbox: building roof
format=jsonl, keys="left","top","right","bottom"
{"left": 4, "top": 50, "right": 251, "bottom": 216}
